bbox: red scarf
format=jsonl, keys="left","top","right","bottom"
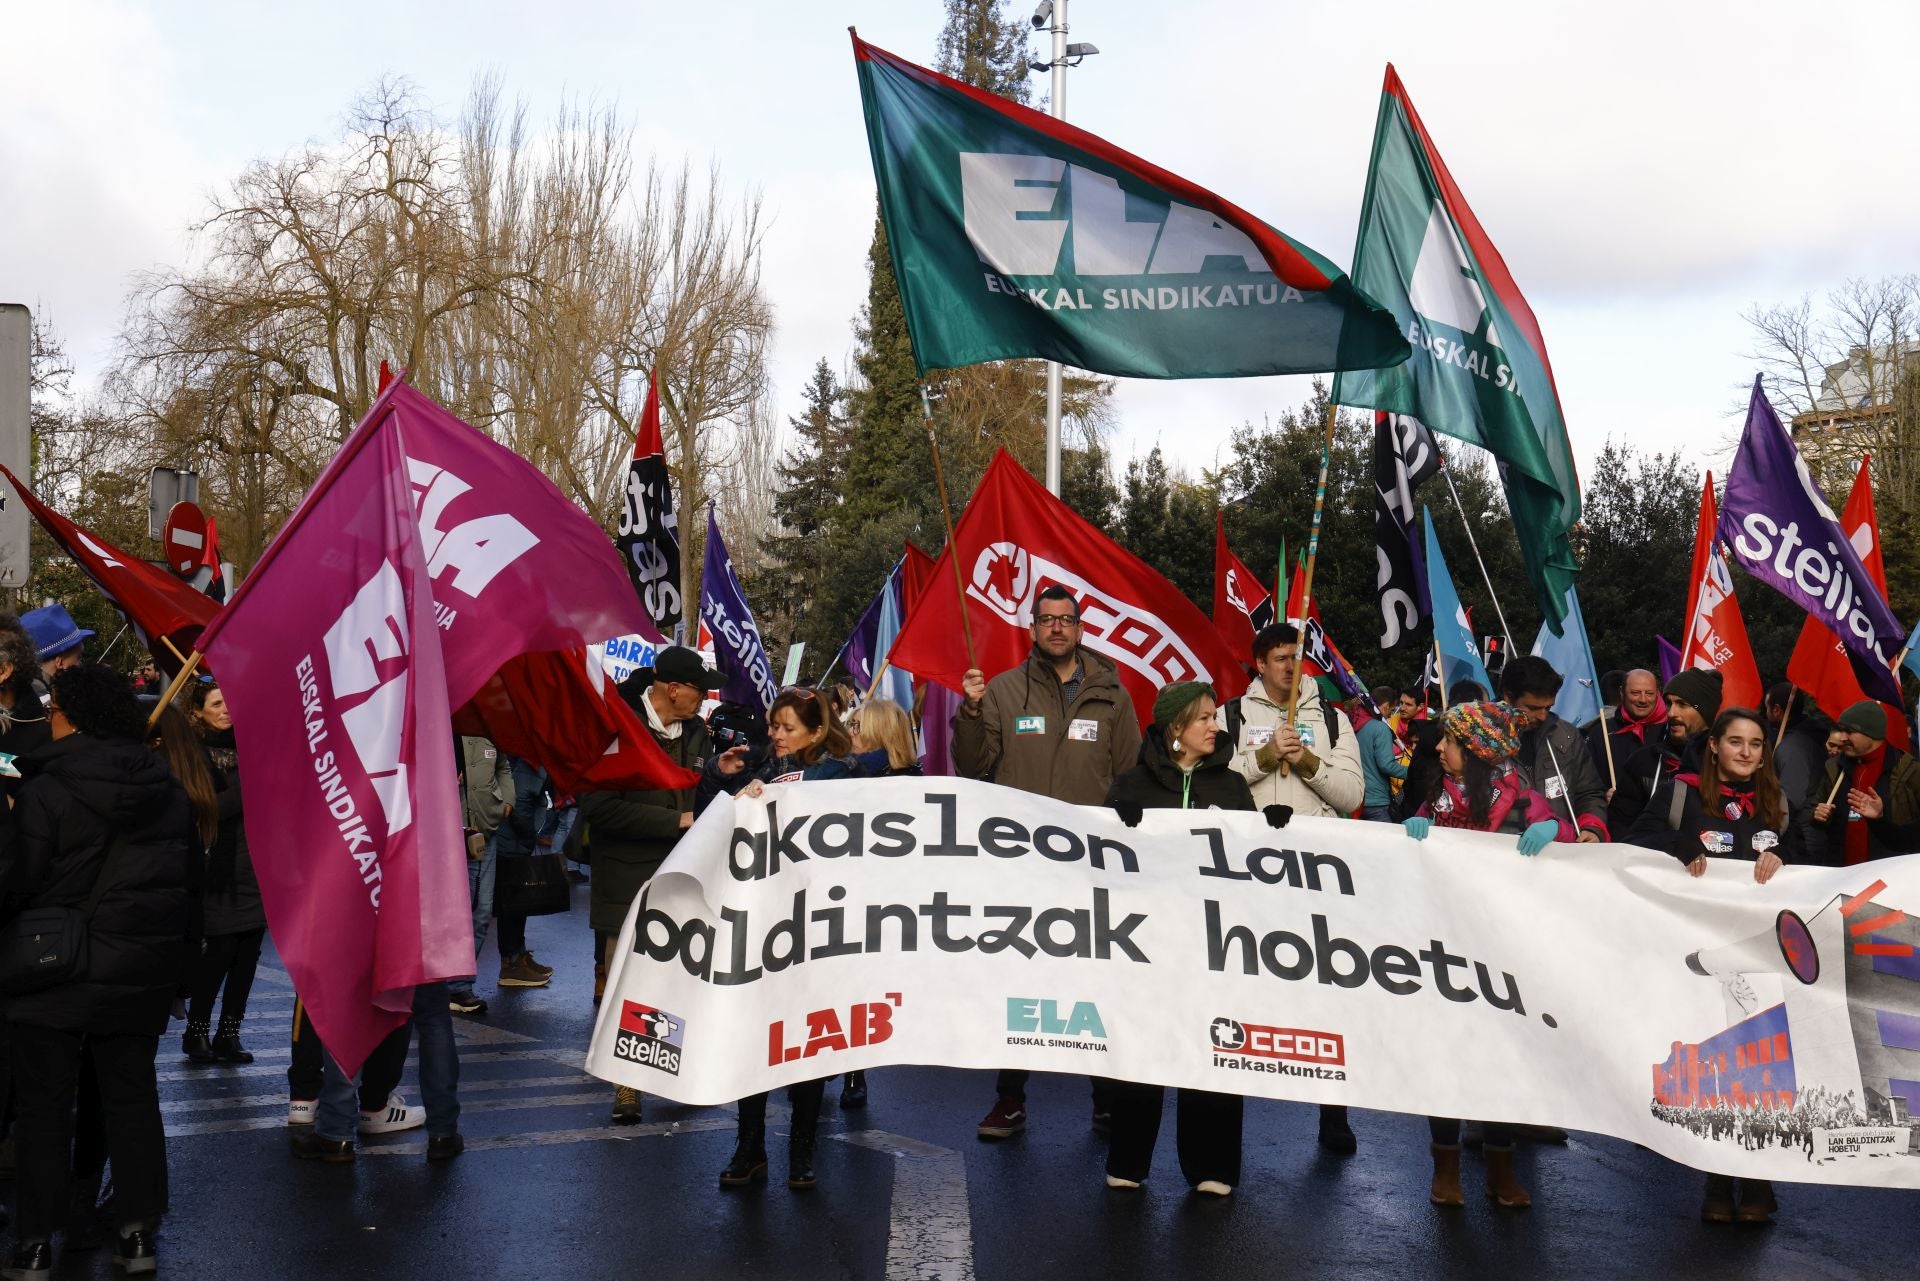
{"left": 1677, "top": 772, "right": 1757, "bottom": 821}
{"left": 1845, "top": 745, "right": 1887, "bottom": 866}
{"left": 1613, "top": 697, "right": 1669, "bottom": 745}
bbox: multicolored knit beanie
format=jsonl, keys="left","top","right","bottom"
{"left": 1440, "top": 700, "right": 1522, "bottom": 764}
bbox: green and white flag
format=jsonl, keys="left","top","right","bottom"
{"left": 1331, "top": 66, "right": 1580, "bottom": 631}
{"left": 850, "top": 33, "right": 1409, "bottom": 380}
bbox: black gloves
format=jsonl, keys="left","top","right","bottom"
{"left": 1263, "top": 804, "right": 1293, "bottom": 830}
{"left": 1112, "top": 797, "right": 1144, "bottom": 829}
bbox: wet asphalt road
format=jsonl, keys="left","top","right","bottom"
{"left": 20, "top": 881, "right": 1919, "bottom": 1280}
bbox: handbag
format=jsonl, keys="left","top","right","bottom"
{"left": 493, "top": 851, "right": 572, "bottom": 918}
{"left": 1, "top": 832, "right": 130, "bottom": 996}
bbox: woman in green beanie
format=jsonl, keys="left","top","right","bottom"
{"left": 1102, "top": 680, "right": 1292, "bottom": 1197}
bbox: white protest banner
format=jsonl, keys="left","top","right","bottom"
{"left": 585, "top": 778, "right": 1920, "bottom": 1186}
{"left": 597, "top": 634, "right": 658, "bottom": 685}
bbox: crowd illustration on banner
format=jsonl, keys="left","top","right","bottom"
{"left": 3, "top": 12, "right": 1920, "bottom": 1279}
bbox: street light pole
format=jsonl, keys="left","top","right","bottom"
{"left": 1043, "top": 0, "right": 1068, "bottom": 496}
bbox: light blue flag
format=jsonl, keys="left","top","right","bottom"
{"left": 871, "top": 564, "right": 916, "bottom": 711}
{"left": 1531, "top": 584, "right": 1601, "bottom": 726}
{"left": 1422, "top": 508, "right": 1493, "bottom": 698}
{"left": 1901, "top": 615, "right": 1920, "bottom": 684}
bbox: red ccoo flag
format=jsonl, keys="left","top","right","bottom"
{"left": 0, "top": 466, "right": 220, "bottom": 665}
{"left": 1787, "top": 458, "right": 1908, "bottom": 745}
{"left": 887, "top": 450, "right": 1248, "bottom": 729}
{"left": 1678, "top": 473, "right": 1763, "bottom": 711}
{"left": 1212, "top": 512, "right": 1271, "bottom": 667}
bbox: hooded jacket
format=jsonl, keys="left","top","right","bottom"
{"left": 1217, "top": 679, "right": 1363, "bottom": 815}
{"left": 1105, "top": 729, "right": 1255, "bottom": 816}
{"left": 951, "top": 647, "right": 1141, "bottom": 807}
{"left": 583, "top": 708, "right": 711, "bottom": 934}
{"left": 2, "top": 732, "right": 196, "bottom": 1034}
{"left": 197, "top": 725, "right": 264, "bottom": 938}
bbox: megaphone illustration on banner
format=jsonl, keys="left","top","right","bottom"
{"left": 1685, "top": 909, "right": 1820, "bottom": 1017}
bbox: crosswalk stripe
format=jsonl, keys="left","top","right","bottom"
{"left": 168, "top": 1090, "right": 614, "bottom": 1138}
{"left": 160, "top": 1073, "right": 600, "bottom": 1116}
{"left": 357, "top": 1117, "right": 737, "bottom": 1156}
{"left": 153, "top": 1046, "right": 581, "bottom": 1085}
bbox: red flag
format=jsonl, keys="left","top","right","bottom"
{"left": 1678, "top": 474, "right": 1763, "bottom": 711}
{"left": 1212, "top": 511, "right": 1271, "bottom": 665}
{"left": 888, "top": 450, "right": 1247, "bottom": 728}
{"left": 1787, "top": 458, "right": 1909, "bottom": 744}
{"left": 1281, "top": 554, "right": 1367, "bottom": 701}
{"left": 377, "top": 360, "right": 395, "bottom": 395}
{"left": 0, "top": 466, "right": 220, "bottom": 662}
{"left": 902, "top": 541, "right": 937, "bottom": 617}
{"left": 456, "top": 648, "right": 689, "bottom": 792}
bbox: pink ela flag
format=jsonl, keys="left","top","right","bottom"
{"left": 199, "top": 382, "right": 671, "bottom": 1074}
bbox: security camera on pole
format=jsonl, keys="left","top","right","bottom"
{"left": 1029, "top": 0, "right": 1098, "bottom": 496}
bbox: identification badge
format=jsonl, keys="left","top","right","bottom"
{"left": 1015, "top": 715, "right": 1046, "bottom": 736}
{"left": 1067, "top": 718, "right": 1100, "bottom": 742}
{"left": 1435, "top": 792, "right": 1454, "bottom": 815}
{"left": 1245, "top": 726, "right": 1275, "bottom": 749}
{"left": 1752, "top": 830, "right": 1779, "bottom": 853}
{"left": 1544, "top": 775, "right": 1566, "bottom": 800}
{"left": 1700, "top": 830, "right": 1734, "bottom": 855}
{"left": 482, "top": 747, "right": 497, "bottom": 759}
{"left": 0, "top": 752, "right": 17, "bottom": 780}
{"left": 770, "top": 770, "right": 803, "bottom": 785}
{"left": 1293, "top": 723, "right": 1317, "bottom": 748}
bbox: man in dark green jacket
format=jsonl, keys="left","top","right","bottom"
{"left": 586, "top": 646, "right": 722, "bottom": 1124}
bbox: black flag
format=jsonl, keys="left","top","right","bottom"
{"left": 1373, "top": 410, "right": 1440, "bottom": 649}
{"left": 615, "top": 371, "right": 683, "bottom": 635}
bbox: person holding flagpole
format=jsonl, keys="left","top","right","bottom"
{"left": 1217, "top": 621, "right": 1364, "bottom": 1152}
{"left": 1498, "top": 656, "right": 1609, "bottom": 845}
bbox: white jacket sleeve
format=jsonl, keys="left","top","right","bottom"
{"left": 1304, "top": 707, "right": 1365, "bottom": 814}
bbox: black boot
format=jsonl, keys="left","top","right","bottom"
{"left": 1317, "top": 1104, "right": 1357, "bottom": 1154}
{"left": 839, "top": 1071, "right": 868, "bottom": 1109}
{"left": 181, "top": 1017, "right": 215, "bottom": 1064}
{"left": 788, "top": 1132, "right": 818, "bottom": 1190}
{"left": 212, "top": 1014, "right": 254, "bottom": 1064}
{"left": 718, "top": 1119, "right": 768, "bottom": 1187}
{"left": 788, "top": 1079, "right": 824, "bottom": 1189}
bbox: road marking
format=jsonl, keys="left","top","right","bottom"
{"left": 168, "top": 1090, "right": 614, "bottom": 1138}
{"left": 358, "top": 1117, "right": 737, "bottom": 1156}
{"left": 835, "top": 1130, "right": 975, "bottom": 1281}
{"left": 154, "top": 1045, "right": 579, "bottom": 1085}
{"left": 160, "top": 1073, "right": 600, "bottom": 1116}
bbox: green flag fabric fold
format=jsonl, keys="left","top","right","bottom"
{"left": 851, "top": 32, "right": 1409, "bottom": 380}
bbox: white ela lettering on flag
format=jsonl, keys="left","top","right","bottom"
{"left": 588, "top": 779, "right": 1920, "bottom": 1188}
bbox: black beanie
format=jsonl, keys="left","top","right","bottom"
{"left": 1663, "top": 668, "right": 1724, "bottom": 720}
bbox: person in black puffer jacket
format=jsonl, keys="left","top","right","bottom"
{"left": 1102, "top": 681, "right": 1291, "bottom": 1199}
{"left": 182, "top": 680, "right": 267, "bottom": 1065}
{"left": 2, "top": 664, "right": 195, "bottom": 1276}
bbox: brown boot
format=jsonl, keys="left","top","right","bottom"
{"left": 1483, "top": 1147, "right": 1531, "bottom": 1209}
{"left": 1429, "top": 1144, "right": 1465, "bottom": 1206}
{"left": 1700, "top": 1174, "right": 1736, "bottom": 1223}
{"left": 593, "top": 963, "right": 607, "bottom": 1005}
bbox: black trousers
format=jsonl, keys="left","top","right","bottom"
{"left": 994, "top": 1069, "right": 1115, "bottom": 1114}
{"left": 1103, "top": 1080, "right": 1243, "bottom": 1186}
{"left": 188, "top": 929, "right": 265, "bottom": 1024}
{"left": 288, "top": 998, "right": 409, "bottom": 1108}
{"left": 736, "top": 1079, "right": 826, "bottom": 1144}
{"left": 9, "top": 1025, "right": 166, "bottom": 1240}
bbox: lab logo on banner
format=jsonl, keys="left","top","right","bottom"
{"left": 766, "top": 995, "right": 902, "bottom": 1066}
{"left": 1006, "top": 997, "right": 1109, "bottom": 1052}
{"left": 614, "top": 1001, "right": 685, "bottom": 1076}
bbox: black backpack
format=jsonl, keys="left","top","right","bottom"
{"left": 1223, "top": 693, "right": 1341, "bottom": 752}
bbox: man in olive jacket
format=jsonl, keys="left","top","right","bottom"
{"left": 585, "top": 646, "right": 723, "bottom": 1124}
{"left": 952, "top": 584, "right": 1141, "bottom": 1140}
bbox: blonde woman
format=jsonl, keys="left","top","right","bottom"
{"left": 852, "top": 698, "right": 922, "bottom": 779}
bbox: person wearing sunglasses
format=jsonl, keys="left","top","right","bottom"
{"left": 953, "top": 583, "right": 1141, "bottom": 1142}
{"left": 701, "top": 686, "right": 861, "bottom": 1192}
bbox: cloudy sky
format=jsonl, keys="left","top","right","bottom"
{"left": 4, "top": 0, "right": 1916, "bottom": 483}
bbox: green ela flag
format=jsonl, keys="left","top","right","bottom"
{"left": 851, "top": 33, "right": 1410, "bottom": 380}
{"left": 1330, "top": 66, "right": 1580, "bottom": 632}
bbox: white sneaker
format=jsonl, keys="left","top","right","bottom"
{"left": 358, "top": 1092, "right": 426, "bottom": 1135}
{"left": 288, "top": 1099, "right": 316, "bottom": 1127}
{"left": 1105, "top": 1174, "right": 1142, "bottom": 1189}
{"left": 1194, "top": 1180, "right": 1233, "bottom": 1197}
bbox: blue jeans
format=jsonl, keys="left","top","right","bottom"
{"left": 1363, "top": 804, "right": 1394, "bottom": 822}
{"left": 450, "top": 836, "right": 497, "bottom": 997}
{"left": 314, "top": 984, "right": 460, "bottom": 1142}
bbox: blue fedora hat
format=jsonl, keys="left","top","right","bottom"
{"left": 21, "top": 603, "right": 96, "bottom": 662}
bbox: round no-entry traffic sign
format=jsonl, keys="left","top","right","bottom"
{"left": 163, "top": 501, "right": 208, "bottom": 576}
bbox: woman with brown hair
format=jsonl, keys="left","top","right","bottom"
{"left": 701, "top": 687, "right": 860, "bottom": 1191}
{"left": 1626, "top": 706, "right": 1796, "bottom": 1225}
{"left": 174, "top": 681, "right": 267, "bottom": 1066}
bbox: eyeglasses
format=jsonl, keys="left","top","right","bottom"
{"left": 1034, "top": 614, "right": 1080, "bottom": 630}
{"left": 780, "top": 686, "right": 819, "bottom": 701}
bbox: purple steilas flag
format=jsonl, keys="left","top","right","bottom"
{"left": 699, "top": 507, "right": 778, "bottom": 711}
{"left": 1719, "top": 378, "right": 1904, "bottom": 702}
{"left": 1655, "top": 634, "right": 1681, "bottom": 687}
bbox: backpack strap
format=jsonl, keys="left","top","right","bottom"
{"left": 1321, "top": 699, "right": 1341, "bottom": 749}
{"left": 1666, "top": 780, "right": 1687, "bottom": 832}
{"left": 1225, "top": 697, "right": 1244, "bottom": 747}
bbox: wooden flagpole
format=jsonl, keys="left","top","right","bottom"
{"left": 1280, "top": 402, "right": 1340, "bottom": 777}
{"left": 146, "top": 649, "right": 203, "bottom": 733}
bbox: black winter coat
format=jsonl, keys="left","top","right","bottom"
{"left": 198, "top": 726, "right": 265, "bottom": 938}
{"left": 1625, "top": 773, "right": 1804, "bottom": 867}
{"left": 2, "top": 733, "right": 197, "bottom": 1034}
{"left": 1106, "top": 732, "right": 1256, "bottom": 815}
{"left": 584, "top": 718, "right": 711, "bottom": 933}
